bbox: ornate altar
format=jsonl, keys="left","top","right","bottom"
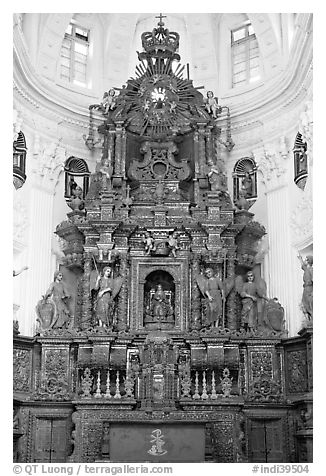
{"left": 14, "top": 15, "right": 312, "bottom": 464}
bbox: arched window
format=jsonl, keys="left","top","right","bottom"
{"left": 231, "top": 22, "right": 261, "bottom": 88}
{"left": 64, "top": 157, "right": 90, "bottom": 199}
{"left": 293, "top": 132, "right": 308, "bottom": 190}
{"left": 13, "top": 131, "right": 27, "bottom": 189}
{"left": 60, "top": 20, "right": 90, "bottom": 87}
{"left": 233, "top": 156, "right": 257, "bottom": 201}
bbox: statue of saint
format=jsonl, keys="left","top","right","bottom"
{"left": 36, "top": 271, "right": 71, "bottom": 331}
{"left": 93, "top": 266, "right": 122, "bottom": 327}
{"left": 68, "top": 185, "right": 85, "bottom": 211}
{"left": 298, "top": 254, "right": 313, "bottom": 320}
{"left": 196, "top": 268, "right": 225, "bottom": 327}
{"left": 235, "top": 271, "right": 268, "bottom": 331}
{"left": 148, "top": 284, "right": 173, "bottom": 322}
{"left": 241, "top": 172, "right": 253, "bottom": 198}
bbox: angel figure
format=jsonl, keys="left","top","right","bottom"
{"left": 205, "top": 91, "right": 221, "bottom": 119}
{"left": 102, "top": 89, "right": 117, "bottom": 114}
{"left": 235, "top": 270, "right": 268, "bottom": 331}
{"left": 143, "top": 231, "right": 156, "bottom": 255}
{"left": 93, "top": 266, "right": 122, "bottom": 327}
{"left": 196, "top": 267, "right": 225, "bottom": 327}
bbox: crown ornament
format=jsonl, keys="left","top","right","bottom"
{"left": 138, "top": 14, "right": 180, "bottom": 62}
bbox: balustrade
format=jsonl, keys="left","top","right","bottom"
{"left": 179, "top": 368, "right": 238, "bottom": 400}
{"left": 79, "top": 367, "right": 136, "bottom": 400}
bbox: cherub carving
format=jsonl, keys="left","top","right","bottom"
{"left": 102, "top": 89, "right": 117, "bottom": 114}
{"left": 204, "top": 91, "right": 221, "bottom": 119}
{"left": 143, "top": 231, "right": 156, "bottom": 255}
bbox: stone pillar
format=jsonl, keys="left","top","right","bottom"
{"left": 190, "top": 254, "right": 201, "bottom": 330}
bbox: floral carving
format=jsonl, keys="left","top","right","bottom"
{"left": 286, "top": 350, "right": 308, "bottom": 394}
{"left": 13, "top": 348, "right": 31, "bottom": 392}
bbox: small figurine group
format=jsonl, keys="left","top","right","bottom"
{"left": 143, "top": 231, "right": 180, "bottom": 257}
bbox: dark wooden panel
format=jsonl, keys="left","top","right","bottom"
{"left": 110, "top": 424, "right": 205, "bottom": 462}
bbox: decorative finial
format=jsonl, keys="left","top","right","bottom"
{"left": 155, "top": 13, "right": 167, "bottom": 26}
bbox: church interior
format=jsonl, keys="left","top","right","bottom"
{"left": 13, "top": 12, "right": 313, "bottom": 463}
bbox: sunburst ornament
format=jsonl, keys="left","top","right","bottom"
{"left": 109, "top": 16, "right": 214, "bottom": 139}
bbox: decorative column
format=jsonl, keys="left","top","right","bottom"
{"left": 205, "top": 125, "right": 214, "bottom": 165}
{"left": 116, "top": 253, "right": 129, "bottom": 331}
{"left": 190, "top": 254, "right": 201, "bottom": 330}
{"left": 193, "top": 130, "right": 200, "bottom": 205}
{"left": 121, "top": 127, "right": 127, "bottom": 179}
{"left": 108, "top": 126, "right": 115, "bottom": 170}
{"left": 197, "top": 124, "right": 207, "bottom": 175}
{"left": 225, "top": 248, "right": 237, "bottom": 330}
{"left": 114, "top": 121, "right": 124, "bottom": 175}
{"left": 81, "top": 253, "right": 93, "bottom": 329}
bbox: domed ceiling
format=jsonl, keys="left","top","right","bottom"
{"left": 16, "top": 13, "right": 294, "bottom": 108}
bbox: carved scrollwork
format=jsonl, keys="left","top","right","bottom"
{"left": 13, "top": 348, "right": 32, "bottom": 393}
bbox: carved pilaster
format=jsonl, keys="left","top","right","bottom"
{"left": 205, "top": 126, "right": 213, "bottom": 165}
{"left": 121, "top": 128, "right": 127, "bottom": 178}
{"left": 81, "top": 254, "right": 93, "bottom": 329}
{"left": 226, "top": 249, "right": 237, "bottom": 330}
{"left": 108, "top": 127, "right": 115, "bottom": 169}
{"left": 197, "top": 125, "right": 207, "bottom": 175}
{"left": 114, "top": 122, "right": 124, "bottom": 175}
{"left": 190, "top": 254, "right": 201, "bottom": 330}
{"left": 116, "top": 254, "right": 129, "bottom": 331}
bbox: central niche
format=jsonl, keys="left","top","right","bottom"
{"left": 143, "top": 270, "right": 175, "bottom": 330}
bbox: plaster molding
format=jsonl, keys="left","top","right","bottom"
{"left": 298, "top": 100, "right": 313, "bottom": 166}
{"left": 30, "top": 133, "right": 67, "bottom": 190}
{"left": 255, "top": 137, "right": 290, "bottom": 191}
{"left": 13, "top": 108, "right": 24, "bottom": 141}
{"left": 13, "top": 192, "right": 29, "bottom": 245}
{"left": 290, "top": 188, "right": 313, "bottom": 249}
